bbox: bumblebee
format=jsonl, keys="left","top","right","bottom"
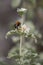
{"left": 14, "top": 21, "right": 21, "bottom": 29}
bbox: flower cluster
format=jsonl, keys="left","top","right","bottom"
{"left": 17, "top": 8, "right": 27, "bottom": 16}
{"left": 6, "top": 23, "right": 30, "bottom": 38}
{"left": 20, "top": 24, "right": 30, "bottom": 35}
{"left": 17, "top": 8, "right": 27, "bottom": 12}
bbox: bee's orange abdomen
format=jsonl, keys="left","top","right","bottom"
{"left": 16, "top": 21, "right": 21, "bottom": 26}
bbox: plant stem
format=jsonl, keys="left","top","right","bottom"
{"left": 19, "top": 15, "right": 24, "bottom": 56}
{"left": 20, "top": 35, "right": 23, "bottom": 56}
{"left": 19, "top": 14, "right": 26, "bottom": 65}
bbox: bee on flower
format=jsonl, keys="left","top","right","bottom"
{"left": 14, "top": 21, "right": 21, "bottom": 29}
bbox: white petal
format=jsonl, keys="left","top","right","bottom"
{"left": 17, "top": 8, "right": 27, "bottom": 12}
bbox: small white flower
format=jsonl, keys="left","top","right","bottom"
{"left": 22, "top": 24, "right": 27, "bottom": 30}
{"left": 21, "top": 24, "right": 30, "bottom": 34}
{"left": 21, "top": 24, "right": 27, "bottom": 32}
{"left": 17, "top": 8, "right": 27, "bottom": 13}
{"left": 25, "top": 27, "right": 30, "bottom": 33}
{"left": 11, "top": 36, "right": 19, "bottom": 42}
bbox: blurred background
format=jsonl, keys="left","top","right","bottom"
{"left": 0, "top": 0, "right": 43, "bottom": 65}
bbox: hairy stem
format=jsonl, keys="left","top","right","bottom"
{"left": 20, "top": 35, "right": 23, "bottom": 56}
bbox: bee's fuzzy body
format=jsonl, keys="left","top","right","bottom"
{"left": 14, "top": 21, "right": 21, "bottom": 29}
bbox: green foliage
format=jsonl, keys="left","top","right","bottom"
{"left": 25, "top": 0, "right": 36, "bottom": 5}
{"left": 29, "top": 0, "right": 36, "bottom": 5}
{"left": 26, "top": 9, "right": 34, "bottom": 20}
{"left": 8, "top": 47, "right": 40, "bottom": 65}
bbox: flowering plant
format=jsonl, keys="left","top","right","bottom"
{"left": 17, "top": 8, "right": 27, "bottom": 16}
{"left": 6, "top": 23, "right": 30, "bottom": 38}
{"left": 6, "top": 8, "right": 41, "bottom": 65}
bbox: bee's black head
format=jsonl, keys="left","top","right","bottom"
{"left": 14, "top": 21, "right": 21, "bottom": 29}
